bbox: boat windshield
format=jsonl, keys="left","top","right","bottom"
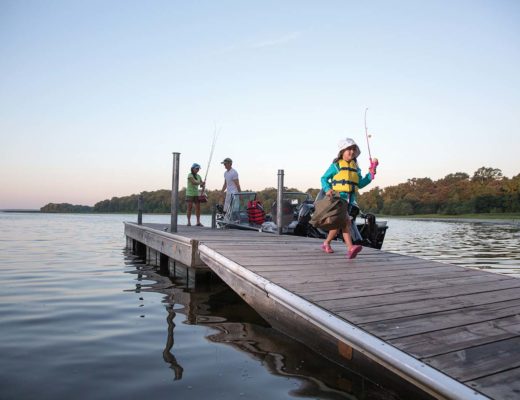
{"left": 271, "top": 192, "right": 314, "bottom": 227}
{"left": 225, "top": 192, "right": 258, "bottom": 223}
{"left": 281, "top": 192, "right": 313, "bottom": 209}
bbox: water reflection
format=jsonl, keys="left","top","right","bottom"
{"left": 163, "top": 304, "right": 184, "bottom": 380}
{"left": 126, "top": 254, "right": 411, "bottom": 400}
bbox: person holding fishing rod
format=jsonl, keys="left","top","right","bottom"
{"left": 186, "top": 163, "right": 205, "bottom": 226}
{"left": 319, "top": 137, "right": 378, "bottom": 259}
{"left": 187, "top": 125, "right": 220, "bottom": 226}
{"left": 320, "top": 109, "right": 379, "bottom": 259}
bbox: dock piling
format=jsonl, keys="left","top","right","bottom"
{"left": 276, "top": 169, "right": 284, "bottom": 235}
{"left": 171, "top": 152, "right": 180, "bottom": 233}
{"left": 137, "top": 193, "right": 143, "bottom": 225}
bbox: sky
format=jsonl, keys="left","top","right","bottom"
{"left": 1, "top": 0, "right": 519, "bottom": 209}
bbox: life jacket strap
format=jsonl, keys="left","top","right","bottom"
{"left": 332, "top": 179, "right": 358, "bottom": 186}
{"left": 339, "top": 166, "right": 358, "bottom": 172}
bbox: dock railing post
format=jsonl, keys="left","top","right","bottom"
{"left": 137, "top": 193, "right": 143, "bottom": 225}
{"left": 277, "top": 169, "right": 284, "bottom": 235}
{"left": 171, "top": 152, "right": 180, "bottom": 233}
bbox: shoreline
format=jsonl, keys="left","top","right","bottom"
{"left": 3, "top": 210, "right": 520, "bottom": 226}
{"left": 389, "top": 215, "right": 520, "bottom": 226}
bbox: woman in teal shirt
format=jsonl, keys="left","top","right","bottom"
{"left": 186, "top": 163, "right": 205, "bottom": 226}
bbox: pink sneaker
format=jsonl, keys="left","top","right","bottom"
{"left": 347, "top": 245, "right": 362, "bottom": 259}
{"left": 321, "top": 243, "right": 334, "bottom": 254}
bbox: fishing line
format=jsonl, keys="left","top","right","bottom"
{"left": 201, "top": 124, "right": 221, "bottom": 193}
{"left": 364, "top": 107, "right": 373, "bottom": 162}
{"left": 364, "top": 108, "right": 378, "bottom": 178}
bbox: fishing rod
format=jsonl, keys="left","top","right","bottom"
{"left": 364, "top": 108, "right": 378, "bottom": 179}
{"left": 200, "top": 124, "right": 221, "bottom": 195}
{"left": 364, "top": 108, "right": 372, "bottom": 161}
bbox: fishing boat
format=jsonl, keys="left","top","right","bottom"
{"left": 216, "top": 191, "right": 388, "bottom": 249}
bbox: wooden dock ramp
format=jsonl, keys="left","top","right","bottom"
{"left": 124, "top": 222, "right": 520, "bottom": 399}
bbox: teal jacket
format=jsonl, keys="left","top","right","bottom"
{"left": 320, "top": 161, "right": 372, "bottom": 204}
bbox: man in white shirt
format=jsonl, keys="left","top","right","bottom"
{"left": 221, "top": 157, "right": 241, "bottom": 213}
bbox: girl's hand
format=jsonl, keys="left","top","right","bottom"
{"left": 326, "top": 189, "right": 334, "bottom": 197}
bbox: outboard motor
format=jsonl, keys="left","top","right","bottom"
{"left": 366, "top": 213, "right": 378, "bottom": 245}
{"left": 349, "top": 204, "right": 360, "bottom": 221}
{"left": 297, "top": 202, "right": 314, "bottom": 224}
{"left": 271, "top": 200, "right": 295, "bottom": 228}
{"left": 293, "top": 202, "right": 314, "bottom": 236}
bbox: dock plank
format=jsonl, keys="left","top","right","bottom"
{"left": 288, "top": 273, "right": 508, "bottom": 297}
{"left": 325, "top": 287, "right": 520, "bottom": 324}
{"left": 423, "top": 336, "right": 520, "bottom": 381}
{"left": 310, "top": 277, "right": 520, "bottom": 306}
{"left": 390, "top": 315, "right": 520, "bottom": 358}
{"left": 358, "top": 298, "right": 520, "bottom": 339}
{"left": 277, "top": 269, "right": 475, "bottom": 289}
{"left": 250, "top": 262, "right": 462, "bottom": 280}
{"left": 466, "top": 366, "right": 520, "bottom": 400}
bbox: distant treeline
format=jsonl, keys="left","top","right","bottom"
{"left": 358, "top": 167, "right": 520, "bottom": 215}
{"left": 40, "top": 187, "right": 315, "bottom": 215}
{"left": 41, "top": 166, "right": 520, "bottom": 216}
{"left": 40, "top": 203, "right": 93, "bottom": 213}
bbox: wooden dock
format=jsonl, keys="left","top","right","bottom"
{"left": 124, "top": 222, "right": 520, "bottom": 400}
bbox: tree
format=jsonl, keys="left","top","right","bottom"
{"left": 472, "top": 167, "right": 503, "bottom": 184}
{"left": 440, "top": 172, "right": 470, "bottom": 184}
{"left": 358, "top": 187, "right": 384, "bottom": 213}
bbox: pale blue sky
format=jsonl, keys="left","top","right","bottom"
{"left": 1, "top": 0, "right": 519, "bottom": 209}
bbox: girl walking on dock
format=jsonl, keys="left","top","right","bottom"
{"left": 320, "top": 138, "right": 378, "bottom": 259}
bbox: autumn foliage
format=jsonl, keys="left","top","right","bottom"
{"left": 358, "top": 167, "right": 520, "bottom": 215}
{"left": 41, "top": 167, "right": 519, "bottom": 216}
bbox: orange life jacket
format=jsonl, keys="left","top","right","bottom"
{"left": 247, "top": 200, "right": 265, "bottom": 225}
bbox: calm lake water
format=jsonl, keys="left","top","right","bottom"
{"left": 1, "top": 212, "right": 519, "bottom": 400}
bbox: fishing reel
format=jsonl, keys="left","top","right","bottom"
{"left": 369, "top": 158, "right": 379, "bottom": 179}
